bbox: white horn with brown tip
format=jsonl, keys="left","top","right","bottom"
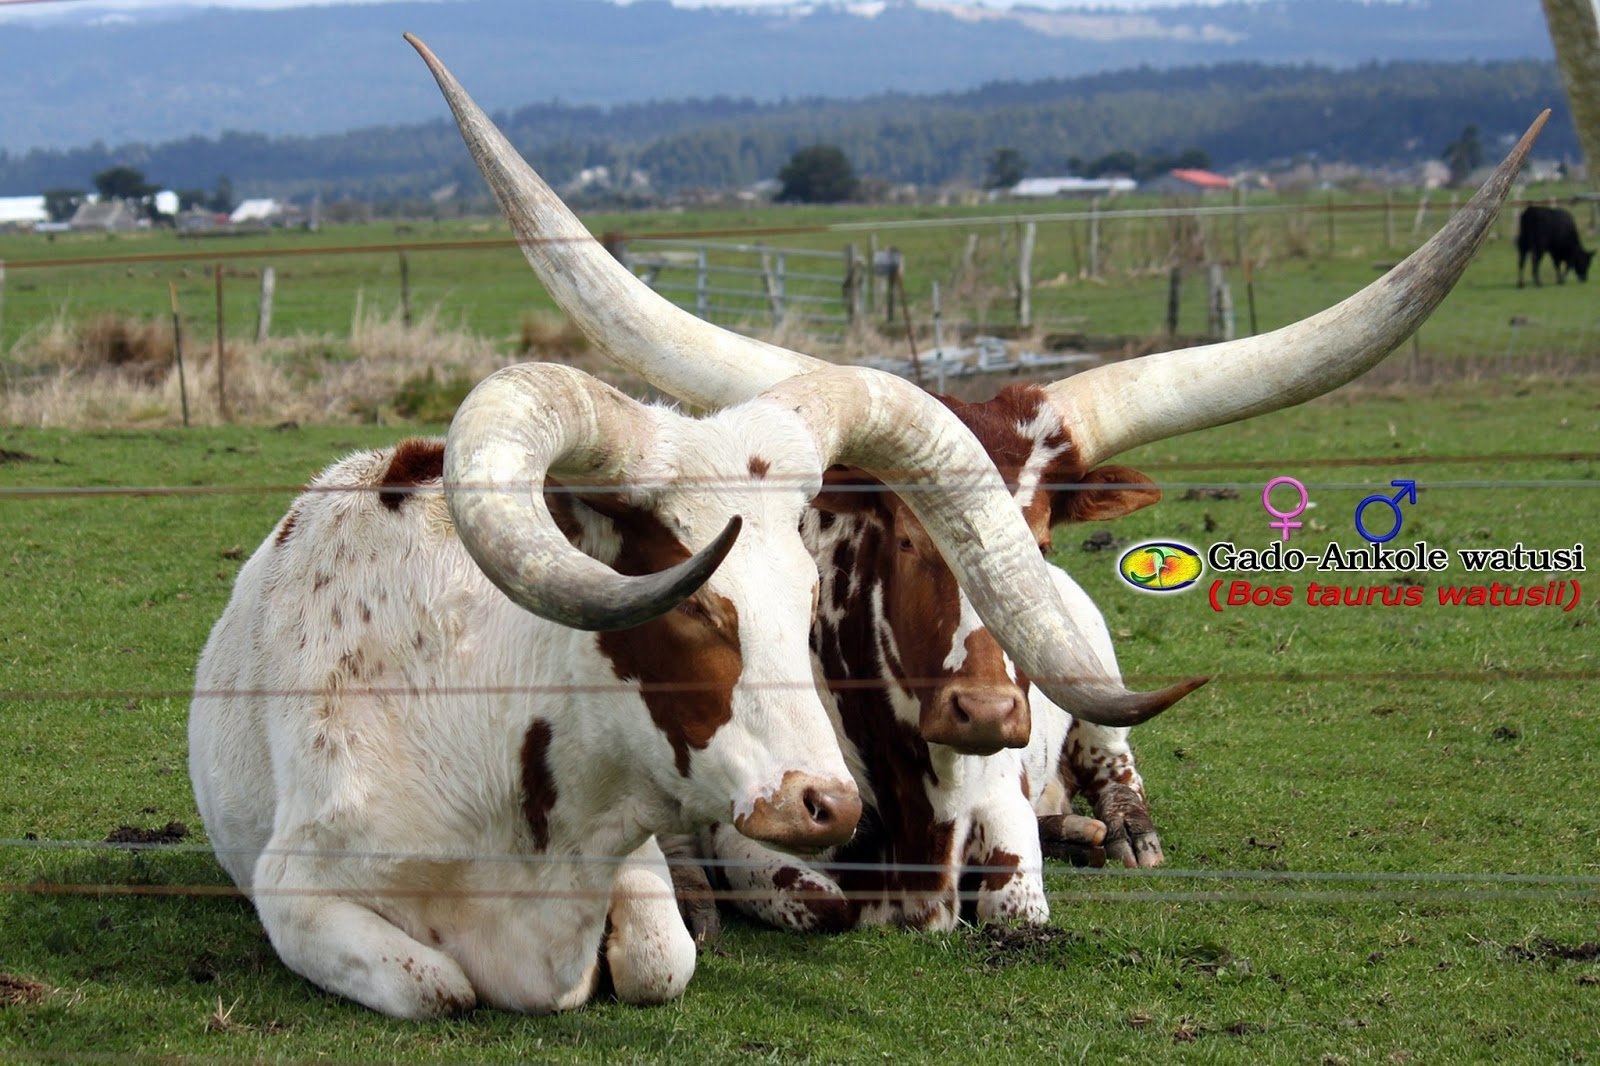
{"left": 447, "top": 362, "right": 741, "bottom": 631}
{"left": 765, "top": 367, "right": 1203, "bottom": 729}
{"left": 1047, "top": 111, "right": 1548, "bottom": 470}
{"left": 406, "top": 32, "right": 826, "bottom": 410}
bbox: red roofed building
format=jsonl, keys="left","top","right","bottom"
{"left": 1145, "top": 168, "right": 1235, "bottom": 196}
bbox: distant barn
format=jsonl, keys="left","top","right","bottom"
{"left": 1144, "top": 168, "right": 1235, "bottom": 197}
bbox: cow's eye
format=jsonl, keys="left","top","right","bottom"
{"left": 897, "top": 537, "right": 915, "bottom": 554}
{"left": 677, "top": 599, "right": 712, "bottom": 625}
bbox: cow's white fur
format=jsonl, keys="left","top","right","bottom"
{"left": 190, "top": 398, "right": 853, "bottom": 1018}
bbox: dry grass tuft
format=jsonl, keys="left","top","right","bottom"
{"left": 0, "top": 305, "right": 896, "bottom": 428}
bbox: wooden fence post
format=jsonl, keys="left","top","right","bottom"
{"left": 1207, "top": 263, "right": 1234, "bottom": 340}
{"left": 0, "top": 259, "right": 6, "bottom": 356}
{"left": 1166, "top": 266, "right": 1182, "bottom": 337}
{"left": 1232, "top": 187, "right": 1246, "bottom": 266}
{"left": 214, "top": 263, "right": 230, "bottom": 421}
{"left": 1412, "top": 191, "right": 1431, "bottom": 238}
{"left": 1088, "top": 199, "right": 1102, "bottom": 278}
{"left": 1244, "top": 256, "right": 1259, "bottom": 337}
{"left": 697, "top": 246, "right": 709, "bottom": 319}
{"left": 1016, "top": 220, "right": 1036, "bottom": 329}
{"left": 169, "top": 281, "right": 190, "bottom": 428}
{"left": 256, "top": 266, "right": 276, "bottom": 342}
{"left": 399, "top": 251, "right": 412, "bottom": 328}
{"left": 759, "top": 246, "right": 784, "bottom": 326}
{"left": 844, "top": 243, "right": 857, "bottom": 323}
{"left": 1384, "top": 190, "right": 1396, "bottom": 247}
{"left": 868, "top": 234, "right": 880, "bottom": 316}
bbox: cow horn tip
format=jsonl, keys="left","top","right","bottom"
{"left": 403, "top": 32, "right": 442, "bottom": 71}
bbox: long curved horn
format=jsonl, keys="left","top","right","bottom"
{"left": 1048, "top": 111, "right": 1547, "bottom": 469}
{"left": 767, "top": 367, "right": 1204, "bottom": 728}
{"left": 407, "top": 33, "right": 826, "bottom": 410}
{"left": 447, "top": 362, "right": 741, "bottom": 631}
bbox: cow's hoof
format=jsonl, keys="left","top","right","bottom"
{"left": 1094, "top": 783, "right": 1163, "bottom": 869}
{"left": 1039, "top": 813, "right": 1107, "bottom": 867}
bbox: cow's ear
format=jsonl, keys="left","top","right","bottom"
{"left": 811, "top": 466, "right": 890, "bottom": 517}
{"left": 1049, "top": 465, "right": 1161, "bottom": 525}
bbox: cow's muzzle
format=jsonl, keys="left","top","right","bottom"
{"left": 920, "top": 684, "right": 1031, "bottom": 755}
{"left": 734, "top": 771, "right": 861, "bottom": 850}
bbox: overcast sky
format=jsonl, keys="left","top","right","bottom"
{"left": 0, "top": 0, "right": 1287, "bottom": 16}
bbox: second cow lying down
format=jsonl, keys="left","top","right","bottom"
{"left": 412, "top": 30, "right": 1543, "bottom": 938}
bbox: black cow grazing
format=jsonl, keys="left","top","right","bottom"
{"left": 1517, "top": 205, "right": 1594, "bottom": 287}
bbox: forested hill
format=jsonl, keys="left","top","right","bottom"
{"left": 0, "top": 60, "right": 1571, "bottom": 201}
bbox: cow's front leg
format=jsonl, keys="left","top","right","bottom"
{"left": 700, "top": 823, "right": 856, "bottom": 932}
{"left": 655, "top": 832, "right": 720, "bottom": 949}
{"left": 252, "top": 849, "right": 477, "bottom": 1019}
{"left": 965, "top": 789, "right": 1050, "bottom": 926}
{"left": 1063, "top": 720, "right": 1163, "bottom": 868}
{"left": 603, "top": 837, "right": 697, "bottom": 1005}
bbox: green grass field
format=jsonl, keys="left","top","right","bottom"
{"left": 1, "top": 374, "right": 1597, "bottom": 1062}
{"left": 4, "top": 181, "right": 1599, "bottom": 374}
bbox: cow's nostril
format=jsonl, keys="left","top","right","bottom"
{"left": 803, "top": 787, "right": 830, "bottom": 824}
{"left": 949, "top": 700, "right": 972, "bottom": 725}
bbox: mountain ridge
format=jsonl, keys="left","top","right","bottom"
{"left": 0, "top": 0, "right": 1552, "bottom": 154}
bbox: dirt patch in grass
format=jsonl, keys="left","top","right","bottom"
{"left": 0, "top": 448, "right": 36, "bottom": 464}
{"left": 967, "top": 924, "right": 1085, "bottom": 971}
{"left": 0, "top": 974, "right": 47, "bottom": 1007}
{"left": 1507, "top": 938, "right": 1600, "bottom": 963}
{"left": 104, "top": 821, "right": 189, "bottom": 845}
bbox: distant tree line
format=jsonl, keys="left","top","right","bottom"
{"left": 40, "top": 167, "right": 236, "bottom": 222}
{"left": 0, "top": 59, "right": 1571, "bottom": 203}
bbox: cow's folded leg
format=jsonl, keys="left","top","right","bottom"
{"left": 701, "top": 823, "right": 855, "bottom": 933}
{"left": 1064, "top": 720, "right": 1163, "bottom": 869}
{"left": 603, "top": 837, "right": 697, "bottom": 1005}
{"left": 656, "top": 832, "right": 721, "bottom": 950}
{"left": 1038, "top": 813, "right": 1108, "bottom": 868}
{"left": 967, "top": 800, "right": 1051, "bottom": 926}
{"left": 251, "top": 863, "right": 476, "bottom": 1019}
{"left": 1094, "top": 781, "right": 1163, "bottom": 869}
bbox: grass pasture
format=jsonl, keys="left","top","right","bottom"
{"left": 1, "top": 374, "right": 1597, "bottom": 1062}
{"left": 5, "top": 181, "right": 1600, "bottom": 396}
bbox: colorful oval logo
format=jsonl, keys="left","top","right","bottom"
{"left": 1118, "top": 541, "right": 1203, "bottom": 592}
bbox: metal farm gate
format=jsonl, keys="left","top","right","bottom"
{"left": 618, "top": 238, "right": 861, "bottom": 337}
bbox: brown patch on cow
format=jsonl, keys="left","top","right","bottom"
{"left": 747, "top": 456, "right": 772, "bottom": 479}
{"left": 975, "top": 847, "right": 1023, "bottom": 894}
{"left": 379, "top": 438, "right": 445, "bottom": 511}
{"left": 1051, "top": 465, "right": 1161, "bottom": 525}
{"left": 587, "top": 504, "right": 742, "bottom": 777}
{"left": 312, "top": 571, "right": 332, "bottom": 593}
{"left": 771, "top": 866, "right": 803, "bottom": 891}
{"left": 942, "top": 386, "right": 1159, "bottom": 533}
{"left": 275, "top": 509, "right": 300, "bottom": 547}
{"left": 520, "top": 720, "right": 558, "bottom": 850}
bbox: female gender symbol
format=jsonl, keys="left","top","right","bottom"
{"left": 1262, "top": 476, "right": 1308, "bottom": 542}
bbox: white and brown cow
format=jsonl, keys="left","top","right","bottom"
{"left": 190, "top": 357, "right": 1172, "bottom": 1016}
{"left": 189, "top": 39, "right": 1200, "bottom": 1019}
{"left": 407, "top": 36, "right": 1543, "bottom": 932}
